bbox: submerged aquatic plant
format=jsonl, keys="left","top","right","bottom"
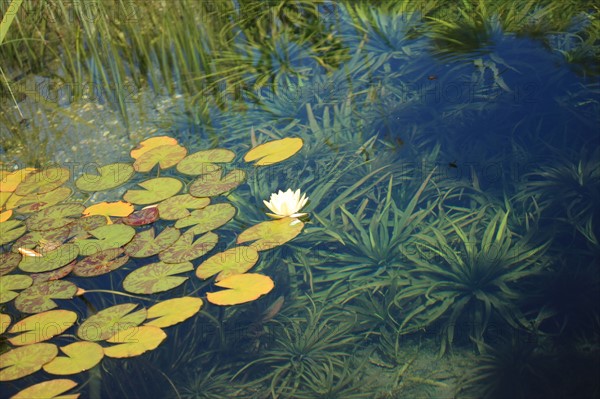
{"left": 398, "top": 208, "right": 549, "bottom": 354}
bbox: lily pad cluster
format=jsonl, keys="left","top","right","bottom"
{"left": 0, "top": 135, "right": 304, "bottom": 396}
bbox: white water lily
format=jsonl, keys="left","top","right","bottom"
{"left": 263, "top": 189, "right": 308, "bottom": 219}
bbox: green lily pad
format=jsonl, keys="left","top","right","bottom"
{"left": 43, "top": 342, "right": 104, "bottom": 375}
{"left": 77, "top": 303, "right": 147, "bottom": 341}
{"left": 122, "top": 261, "right": 193, "bottom": 294}
{"left": 0, "top": 343, "right": 58, "bottom": 381}
{"left": 30, "top": 262, "right": 75, "bottom": 284}
{"left": 19, "top": 244, "right": 79, "bottom": 273}
{"left": 14, "top": 186, "right": 72, "bottom": 213}
{"left": 104, "top": 325, "right": 166, "bottom": 358}
{"left": 68, "top": 215, "right": 107, "bottom": 239}
{"left": 174, "top": 203, "right": 236, "bottom": 235}
{"left": 25, "top": 203, "right": 85, "bottom": 231}
{"left": 74, "top": 224, "right": 135, "bottom": 256}
{"left": 125, "top": 227, "right": 180, "bottom": 258}
{"left": 12, "top": 226, "right": 70, "bottom": 254}
{"left": 236, "top": 217, "right": 304, "bottom": 251}
{"left": 15, "top": 167, "right": 70, "bottom": 196}
{"left": 196, "top": 246, "right": 259, "bottom": 281}
{"left": 145, "top": 297, "right": 203, "bottom": 328}
{"left": 0, "top": 252, "right": 21, "bottom": 276}
{"left": 157, "top": 194, "right": 210, "bottom": 220}
{"left": 243, "top": 137, "right": 303, "bottom": 166}
{"left": 0, "top": 220, "right": 26, "bottom": 245}
{"left": 8, "top": 310, "right": 78, "bottom": 346}
{"left": 73, "top": 248, "right": 129, "bottom": 277}
{"left": 75, "top": 163, "right": 135, "bottom": 192}
{"left": 189, "top": 169, "right": 246, "bottom": 197}
{"left": 14, "top": 280, "right": 78, "bottom": 313}
{"left": 11, "top": 379, "right": 78, "bottom": 399}
{"left": 121, "top": 206, "right": 159, "bottom": 226}
{"left": 159, "top": 231, "right": 218, "bottom": 263}
{"left": 133, "top": 144, "right": 187, "bottom": 172}
{"left": 123, "top": 177, "right": 183, "bottom": 205}
{"left": 176, "top": 149, "right": 235, "bottom": 175}
{"left": 0, "top": 274, "right": 33, "bottom": 303}
{"left": 0, "top": 313, "right": 10, "bottom": 334}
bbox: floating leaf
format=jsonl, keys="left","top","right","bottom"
{"left": 74, "top": 224, "right": 135, "bottom": 256}
{"left": 0, "top": 343, "right": 58, "bottom": 381}
{"left": 243, "top": 137, "right": 303, "bottom": 166}
{"left": 43, "top": 342, "right": 104, "bottom": 375}
{"left": 196, "top": 246, "right": 259, "bottom": 281}
{"left": 206, "top": 273, "right": 274, "bottom": 306}
{"left": 25, "top": 203, "right": 85, "bottom": 231}
{"left": 174, "top": 203, "right": 236, "bottom": 235}
{"left": 83, "top": 201, "right": 134, "bottom": 223}
{"left": 1, "top": 313, "right": 10, "bottom": 334}
{"left": 237, "top": 217, "right": 304, "bottom": 251}
{"left": 157, "top": 194, "right": 210, "bottom": 220}
{"left": 0, "top": 220, "right": 26, "bottom": 245}
{"left": 104, "top": 325, "right": 166, "bottom": 358}
{"left": 121, "top": 206, "right": 160, "bottom": 226}
{"left": 14, "top": 187, "right": 72, "bottom": 213}
{"left": 68, "top": 215, "right": 107, "bottom": 239}
{"left": 189, "top": 169, "right": 246, "bottom": 197}
{"left": 73, "top": 248, "right": 129, "bottom": 277}
{"left": 133, "top": 144, "right": 187, "bottom": 172}
{"left": 122, "top": 261, "right": 193, "bottom": 294}
{"left": 159, "top": 231, "right": 218, "bottom": 263}
{"left": 123, "top": 177, "right": 183, "bottom": 205}
{"left": 8, "top": 310, "right": 78, "bottom": 346}
{"left": 19, "top": 244, "right": 79, "bottom": 273}
{"left": 11, "top": 379, "right": 79, "bottom": 399}
{"left": 15, "top": 280, "right": 78, "bottom": 313}
{"left": 0, "top": 168, "right": 37, "bottom": 192}
{"left": 77, "top": 303, "right": 147, "bottom": 341}
{"left": 176, "top": 149, "right": 235, "bottom": 175}
{"left": 0, "top": 209, "right": 12, "bottom": 222}
{"left": 145, "top": 297, "right": 203, "bottom": 328}
{"left": 75, "top": 163, "right": 135, "bottom": 192}
{"left": 0, "top": 274, "right": 33, "bottom": 303}
{"left": 0, "top": 252, "right": 21, "bottom": 276}
{"left": 15, "top": 167, "right": 70, "bottom": 196}
{"left": 13, "top": 226, "right": 70, "bottom": 253}
{"left": 130, "top": 136, "right": 178, "bottom": 159}
{"left": 125, "top": 227, "right": 180, "bottom": 258}
{"left": 30, "top": 262, "right": 75, "bottom": 284}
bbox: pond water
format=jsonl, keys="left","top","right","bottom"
{"left": 1, "top": 2, "right": 599, "bottom": 398}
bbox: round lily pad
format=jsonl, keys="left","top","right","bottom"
{"left": 196, "top": 246, "right": 259, "bottom": 281}
{"left": 77, "top": 303, "right": 147, "bottom": 341}
{"left": 188, "top": 169, "right": 246, "bottom": 197}
{"left": 30, "top": 261, "right": 75, "bottom": 284}
{"left": 104, "top": 325, "right": 166, "bottom": 358}
{"left": 15, "top": 167, "right": 70, "bottom": 196}
{"left": 157, "top": 194, "right": 210, "bottom": 220}
{"left": 123, "top": 177, "right": 183, "bottom": 205}
{"left": 121, "top": 206, "right": 160, "bottom": 226}
{"left": 237, "top": 217, "right": 304, "bottom": 251}
{"left": 73, "top": 248, "right": 129, "bottom": 277}
{"left": 133, "top": 144, "right": 187, "bottom": 172}
{"left": 14, "top": 280, "right": 78, "bottom": 313}
{"left": 125, "top": 227, "right": 180, "bottom": 258}
{"left": 131, "top": 136, "right": 178, "bottom": 159}
{"left": 0, "top": 252, "right": 21, "bottom": 276}
{"left": 14, "top": 186, "right": 72, "bottom": 213}
{"left": 0, "top": 274, "right": 33, "bottom": 303}
{"left": 25, "top": 203, "right": 85, "bottom": 231}
{"left": 0, "top": 220, "right": 26, "bottom": 245}
{"left": 243, "top": 137, "right": 303, "bottom": 166}
{"left": 8, "top": 309, "right": 78, "bottom": 346}
{"left": 176, "top": 149, "right": 235, "bottom": 175}
{"left": 159, "top": 231, "right": 218, "bottom": 263}
{"left": 0, "top": 343, "right": 58, "bottom": 381}
{"left": 43, "top": 342, "right": 104, "bottom": 375}
{"left": 19, "top": 243, "right": 79, "bottom": 273}
{"left": 12, "top": 226, "right": 70, "bottom": 254}
{"left": 206, "top": 273, "right": 275, "bottom": 306}
{"left": 11, "top": 379, "right": 78, "bottom": 399}
{"left": 174, "top": 203, "right": 236, "bottom": 235}
{"left": 68, "top": 214, "right": 107, "bottom": 239}
{"left": 74, "top": 224, "right": 136, "bottom": 256}
{"left": 122, "top": 261, "right": 194, "bottom": 294}
{"left": 145, "top": 297, "right": 203, "bottom": 328}
{"left": 75, "top": 163, "right": 135, "bottom": 192}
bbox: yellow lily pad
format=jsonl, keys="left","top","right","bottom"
{"left": 0, "top": 274, "right": 33, "bottom": 303}
{"left": 15, "top": 167, "right": 70, "bottom": 196}
{"left": 123, "top": 177, "right": 183, "bottom": 205}
{"left": 176, "top": 149, "right": 235, "bottom": 175}
{"left": 75, "top": 163, "right": 135, "bottom": 192}
{"left": 77, "top": 303, "right": 147, "bottom": 341}
{"left": 43, "top": 342, "right": 104, "bottom": 375}
{"left": 1, "top": 313, "right": 11, "bottom": 334}
{"left": 196, "top": 246, "right": 259, "bottom": 281}
{"left": 0, "top": 343, "right": 58, "bottom": 381}
{"left": 14, "top": 280, "right": 78, "bottom": 313}
{"left": 104, "top": 325, "right": 166, "bottom": 358}
{"left": 157, "top": 194, "right": 210, "bottom": 220}
{"left": 8, "top": 310, "right": 78, "bottom": 346}
{"left": 133, "top": 144, "right": 188, "bottom": 172}
{"left": 0, "top": 209, "right": 12, "bottom": 222}
{"left": 188, "top": 169, "right": 246, "bottom": 197}
{"left": 144, "top": 297, "right": 203, "bottom": 328}
{"left": 122, "top": 261, "right": 193, "bottom": 294}
{"left": 243, "top": 137, "right": 303, "bottom": 166}
{"left": 130, "top": 136, "right": 179, "bottom": 159}
{"left": 11, "top": 379, "right": 79, "bottom": 399}
{"left": 0, "top": 168, "right": 37, "bottom": 192}
{"left": 236, "top": 217, "right": 304, "bottom": 251}
{"left": 206, "top": 273, "right": 274, "bottom": 306}
{"left": 83, "top": 201, "right": 134, "bottom": 222}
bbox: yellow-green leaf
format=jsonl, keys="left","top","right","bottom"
{"left": 75, "top": 163, "right": 135, "bottom": 192}
{"left": 206, "top": 273, "right": 274, "bottom": 306}
{"left": 43, "top": 342, "right": 104, "bottom": 375}
{"left": 123, "top": 177, "right": 183, "bottom": 205}
{"left": 176, "top": 149, "right": 235, "bottom": 175}
{"left": 14, "top": 280, "right": 78, "bottom": 313}
{"left": 15, "top": 167, "right": 70, "bottom": 196}
{"left": 0, "top": 168, "right": 36, "bottom": 192}
{"left": 0, "top": 274, "right": 33, "bottom": 303}
{"left": 1, "top": 313, "right": 11, "bottom": 334}
{"left": 145, "top": 297, "right": 203, "bottom": 328}
{"left": 13, "top": 186, "right": 72, "bottom": 213}
{"left": 74, "top": 224, "right": 135, "bottom": 256}
{"left": 122, "top": 261, "right": 193, "bottom": 294}
{"left": 130, "top": 136, "right": 178, "bottom": 159}
{"left": 0, "top": 220, "right": 26, "bottom": 245}
{"left": 19, "top": 243, "right": 79, "bottom": 273}
{"left": 174, "top": 203, "right": 236, "bottom": 235}
{"left": 133, "top": 144, "right": 187, "bottom": 172}
{"left": 104, "top": 325, "right": 166, "bottom": 358}
{"left": 196, "top": 246, "right": 259, "bottom": 281}
{"left": 0, "top": 343, "right": 58, "bottom": 381}
{"left": 11, "top": 379, "right": 79, "bottom": 399}
{"left": 125, "top": 227, "right": 180, "bottom": 258}
{"left": 159, "top": 231, "right": 218, "bottom": 263}
{"left": 8, "top": 310, "right": 78, "bottom": 346}
{"left": 157, "top": 194, "right": 210, "bottom": 220}
{"left": 188, "top": 169, "right": 246, "bottom": 197}
{"left": 77, "top": 303, "right": 147, "bottom": 341}
{"left": 236, "top": 217, "right": 304, "bottom": 251}
{"left": 243, "top": 137, "right": 303, "bottom": 166}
